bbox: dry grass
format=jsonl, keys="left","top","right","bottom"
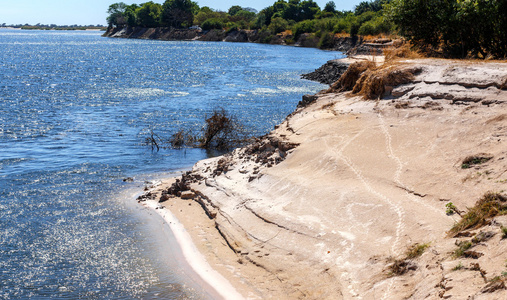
{"left": 352, "top": 64, "right": 422, "bottom": 100}
{"left": 327, "top": 60, "right": 375, "bottom": 93}
{"left": 333, "top": 32, "right": 350, "bottom": 38}
{"left": 384, "top": 43, "right": 423, "bottom": 62}
{"left": 461, "top": 154, "right": 493, "bottom": 169}
{"left": 328, "top": 53, "right": 423, "bottom": 100}
{"left": 449, "top": 192, "right": 507, "bottom": 236}
{"left": 453, "top": 240, "right": 473, "bottom": 257}
{"left": 405, "top": 243, "right": 430, "bottom": 259}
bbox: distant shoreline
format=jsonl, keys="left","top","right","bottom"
{"left": 102, "top": 25, "right": 389, "bottom": 56}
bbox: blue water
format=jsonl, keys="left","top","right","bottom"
{"left": 0, "top": 29, "right": 342, "bottom": 299}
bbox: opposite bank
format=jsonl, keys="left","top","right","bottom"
{"left": 103, "top": 26, "right": 392, "bottom": 55}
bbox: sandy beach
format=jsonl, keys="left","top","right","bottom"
{"left": 138, "top": 58, "right": 507, "bottom": 299}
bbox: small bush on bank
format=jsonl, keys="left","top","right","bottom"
{"left": 201, "top": 18, "right": 224, "bottom": 30}
{"left": 199, "top": 108, "right": 246, "bottom": 150}
{"left": 317, "top": 31, "right": 334, "bottom": 49}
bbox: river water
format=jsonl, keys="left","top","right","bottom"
{"left": 0, "top": 29, "right": 341, "bottom": 299}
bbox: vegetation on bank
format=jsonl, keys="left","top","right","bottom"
{"left": 1, "top": 24, "right": 107, "bottom": 31}
{"left": 106, "top": 1, "right": 394, "bottom": 43}
{"left": 106, "top": 0, "right": 507, "bottom": 58}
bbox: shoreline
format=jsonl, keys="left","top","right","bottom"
{"left": 102, "top": 26, "right": 390, "bottom": 55}
{"left": 142, "top": 192, "right": 244, "bottom": 300}
{"left": 136, "top": 57, "right": 507, "bottom": 298}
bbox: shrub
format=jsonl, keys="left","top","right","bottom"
{"left": 267, "top": 17, "right": 289, "bottom": 34}
{"left": 386, "top": 0, "right": 507, "bottom": 58}
{"left": 446, "top": 202, "right": 458, "bottom": 215}
{"left": 199, "top": 108, "right": 244, "bottom": 150}
{"left": 317, "top": 31, "right": 334, "bottom": 49}
{"left": 201, "top": 18, "right": 224, "bottom": 30}
{"left": 293, "top": 19, "right": 315, "bottom": 38}
{"left": 169, "top": 129, "right": 195, "bottom": 148}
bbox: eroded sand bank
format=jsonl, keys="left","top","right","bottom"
{"left": 140, "top": 58, "right": 507, "bottom": 299}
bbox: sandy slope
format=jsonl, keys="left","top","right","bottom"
{"left": 144, "top": 58, "right": 507, "bottom": 299}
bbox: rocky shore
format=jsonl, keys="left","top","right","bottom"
{"left": 138, "top": 58, "right": 507, "bottom": 299}
{"left": 103, "top": 26, "right": 392, "bottom": 55}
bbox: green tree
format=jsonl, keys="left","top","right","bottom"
{"left": 160, "top": 0, "right": 198, "bottom": 28}
{"left": 228, "top": 5, "right": 243, "bottom": 16}
{"left": 136, "top": 1, "right": 162, "bottom": 27}
{"left": 299, "top": 0, "right": 321, "bottom": 21}
{"left": 324, "top": 1, "right": 336, "bottom": 13}
{"left": 107, "top": 2, "right": 127, "bottom": 27}
{"left": 268, "top": 17, "right": 289, "bottom": 33}
{"left": 124, "top": 4, "right": 139, "bottom": 27}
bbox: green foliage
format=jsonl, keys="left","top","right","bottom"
{"left": 324, "top": 1, "right": 336, "bottom": 13}
{"left": 136, "top": 1, "right": 162, "bottom": 27}
{"left": 267, "top": 17, "right": 289, "bottom": 34}
{"left": 502, "top": 226, "right": 507, "bottom": 239}
{"left": 317, "top": 31, "right": 334, "bottom": 49}
{"left": 125, "top": 4, "right": 139, "bottom": 27}
{"left": 355, "top": 0, "right": 386, "bottom": 15}
{"left": 201, "top": 18, "right": 224, "bottom": 30}
{"left": 293, "top": 19, "right": 315, "bottom": 38}
{"left": 452, "top": 262, "right": 464, "bottom": 271}
{"left": 160, "top": 0, "right": 197, "bottom": 28}
{"left": 358, "top": 15, "right": 392, "bottom": 35}
{"left": 105, "top": 0, "right": 398, "bottom": 39}
{"left": 446, "top": 202, "right": 458, "bottom": 215}
{"left": 461, "top": 155, "right": 492, "bottom": 169}
{"left": 453, "top": 240, "right": 472, "bottom": 257}
{"left": 386, "top": 0, "right": 507, "bottom": 58}
{"left": 107, "top": 2, "right": 127, "bottom": 27}
{"left": 228, "top": 5, "right": 243, "bottom": 16}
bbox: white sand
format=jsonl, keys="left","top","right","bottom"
{"left": 143, "top": 58, "right": 507, "bottom": 299}
{"left": 143, "top": 198, "right": 245, "bottom": 300}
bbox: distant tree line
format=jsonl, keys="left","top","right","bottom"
{"left": 107, "top": 0, "right": 394, "bottom": 37}
{"left": 107, "top": 0, "right": 507, "bottom": 58}
{"left": 1, "top": 23, "right": 106, "bottom": 30}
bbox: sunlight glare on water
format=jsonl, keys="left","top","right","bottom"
{"left": 0, "top": 29, "right": 342, "bottom": 299}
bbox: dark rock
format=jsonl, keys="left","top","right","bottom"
{"left": 301, "top": 59, "right": 351, "bottom": 85}
{"left": 295, "top": 33, "right": 319, "bottom": 48}
{"left": 472, "top": 231, "right": 496, "bottom": 243}
{"left": 122, "top": 177, "right": 134, "bottom": 182}
{"left": 463, "top": 250, "right": 484, "bottom": 259}
{"left": 298, "top": 94, "right": 319, "bottom": 108}
{"left": 180, "top": 191, "right": 196, "bottom": 199}
{"left": 224, "top": 30, "right": 248, "bottom": 42}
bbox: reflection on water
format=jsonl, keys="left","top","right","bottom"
{"left": 0, "top": 29, "right": 342, "bottom": 299}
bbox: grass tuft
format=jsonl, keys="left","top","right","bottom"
{"left": 501, "top": 226, "right": 507, "bottom": 239}
{"left": 461, "top": 155, "right": 492, "bottom": 169}
{"left": 449, "top": 192, "right": 507, "bottom": 236}
{"left": 383, "top": 43, "right": 423, "bottom": 62}
{"left": 453, "top": 241, "right": 473, "bottom": 258}
{"left": 452, "top": 262, "right": 464, "bottom": 271}
{"left": 405, "top": 243, "right": 430, "bottom": 259}
{"left": 328, "top": 60, "right": 375, "bottom": 93}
